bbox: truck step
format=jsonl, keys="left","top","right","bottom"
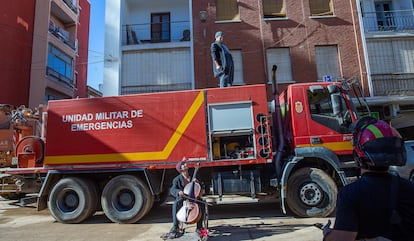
{"left": 204, "top": 195, "right": 259, "bottom": 204}
{"left": 18, "top": 196, "right": 38, "bottom": 206}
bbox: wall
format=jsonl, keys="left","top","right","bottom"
{"left": 75, "top": 0, "right": 91, "bottom": 98}
{"left": 0, "top": 0, "right": 35, "bottom": 106}
{"left": 103, "top": 0, "right": 121, "bottom": 96}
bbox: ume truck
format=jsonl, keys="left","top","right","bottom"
{"left": 0, "top": 79, "right": 361, "bottom": 224}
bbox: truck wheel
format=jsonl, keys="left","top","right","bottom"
{"left": 101, "top": 175, "right": 153, "bottom": 224}
{"left": 48, "top": 177, "right": 98, "bottom": 223}
{"left": 286, "top": 167, "right": 337, "bottom": 218}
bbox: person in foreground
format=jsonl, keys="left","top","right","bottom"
{"left": 164, "top": 159, "right": 205, "bottom": 239}
{"left": 323, "top": 116, "right": 414, "bottom": 241}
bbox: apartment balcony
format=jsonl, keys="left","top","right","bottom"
{"left": 51, "top": 0, "right": 77, "bottom": 25}
{"left": 62, "top": 0, "right": 78, "bottom": 15}
{"left": 362, "top": 9, "right": 414, "bottom": 33}
{"left": 46, "top": 67, "right": 74, "bottom": 89}
{"left": 372, "top": 73, "right": 414, "bottom": 96}
{"left": 122, "top": 21, "right": 191, "bottom": 48}
{"left": 49, "top": 20, "right": 76, "bottom": 50}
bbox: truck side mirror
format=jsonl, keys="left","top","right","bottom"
{"left": 327, "top": 84, "right": 340, "bottom": 94}
{"left": 331, "top": 93, "right": 343, "bottom": 116}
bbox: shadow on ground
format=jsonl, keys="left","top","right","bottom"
{"left": 207, "top": 223, "right": 316, "bottom": 240}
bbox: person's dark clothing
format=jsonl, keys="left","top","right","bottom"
{"left": 169, "top": 173, "right": 205, "bottom": 233}
{"left": 334, "top": 172, "right": 414, "bottom": 241}
{"left": 210, "top": 41, "right": 234, "bottom": 87}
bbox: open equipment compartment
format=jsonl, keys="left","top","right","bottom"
{"left": 208, "top": 101, "right": 256, "bottom": 161}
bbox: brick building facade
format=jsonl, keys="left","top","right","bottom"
{"left": 191, "top": 0, "right": 367, "bottom": 95}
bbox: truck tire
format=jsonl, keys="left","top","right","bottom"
{"left": 286, "top": 167, "right": 337, "bottom": 218}
{"left": 101, "top": 175, "right": 153, "bottom": 224}
{"left": 48, "top": 177, "right": 98, "bottom": 223}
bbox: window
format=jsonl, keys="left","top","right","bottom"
{"left": 209, "top": 102, "right": 253, "bottom": 132}
{"left": 74, "top": 72, "right": 78, "bottom": 87}
{"left": 216, "top": 0, "right": 239, "bottom": 21}
{"left": 44, "top": 91, "right": 61, "bottom": 103}
{"left": 75, "top": 39, "right": 78, "bottom": 55}
{"left": 231, "top": 50, "right": 245, "bottom": 85}
{"left": 307, "top": 87, "right": 351, "bottom": 133}
{"left": 77, "top": 3, "right": 81, "bottom": 22}
{"left": 266, "top": 48, "right": 293, "bottom": 83}
{"left": 151, "top": 13, "right": 170, "bottom": 42}
{"left": 263, "top": 0, "right": 286, "bottom": 18}
{"left": 367, "top": 40, "right": 414, "bottom": 74}
{"left": 309, "top": 0, "right": 333, "bottom": 16}
{"left": 47, "top": 44, "right": 73, "bottom": 84}
{"left": 315, "top": 45, "right": 340, "bottom": 81}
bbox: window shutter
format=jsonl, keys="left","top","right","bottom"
{"left": 263, "top": 0, "right": 286, "bottom": 17}
{"left": 216, "top": 0, "right": 239, "bottom": 21}
{"left": 315, "top": 45, "right": 340, "bottom": 81}
{"left": 309, "top": 0, "right": 333, "bottom": 16}
{"left": 266, "top": 48, "right": 293, "bottom": 83}
{"left": 231, "top": 50, "right": 245, "bottom": 85}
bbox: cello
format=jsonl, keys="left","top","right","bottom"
{"left": 176, "top": 163, "right": 202, "bottom": 224}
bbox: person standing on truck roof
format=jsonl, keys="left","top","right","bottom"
{"left": 163, "top": 158, "right": 205, "bottom": 239}
{"left": 322, "top": 116, "right": 414, "bottom": 241}
{"left": 210, "top": 31, "right": 234, "bottom": 88}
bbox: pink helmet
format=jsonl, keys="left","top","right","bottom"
{"left": 352, "top": 116, "right": 406, "bottom": 168}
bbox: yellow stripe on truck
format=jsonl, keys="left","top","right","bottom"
{"left": 45, "top": 91, "right": 205, "bottom": 164}
{"left": 297, "top": 141, "right": 353, "bottom": 152}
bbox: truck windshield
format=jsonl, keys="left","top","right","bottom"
{"left": 307, "top": 88, "right": 352, "bottom": 134}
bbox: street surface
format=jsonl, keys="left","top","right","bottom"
{"left": 0, "top": 196, "right": 329, "bottom": 241}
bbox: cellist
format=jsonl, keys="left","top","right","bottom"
{"left": 164, "top": 158, "right": 205, "bottom": 239}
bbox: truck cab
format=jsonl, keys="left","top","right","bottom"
{"left": 278, "top": 82, "right": 360, "bottom": 217}
{"left": 283, "top": 82, "right": 356, "bottom": 154}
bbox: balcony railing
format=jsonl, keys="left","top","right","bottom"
{"left": 121, "top": 82, "right": 192, "bottom": 95}
{"left": 372, "top": 73, "right": 414, "bottom": 96}
{"left": 62, "top": 0, "right": 78, "bottom": 14}
{"left": 46, "top": 67, "right": 74, "bottom": 89}
{"left": 122, "top": 21, "right": 190, "bottom": 45}
{"left": 49, "top": 20, "right": 76, "bottom": 50}
{"left": 362, "top": 9, "right": 414, "bottom": 32}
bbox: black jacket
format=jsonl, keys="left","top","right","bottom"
{"left": 170, "top": 173, "right": 204, "bottom": 199}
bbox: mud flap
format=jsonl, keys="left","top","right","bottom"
{"left": 37, "top": 171, "right": 62, "bottom": 211}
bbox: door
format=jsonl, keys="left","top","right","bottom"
{"left": 151, "top": 13, "right": 170, "bottom": 42}
{"left": 375, "top": 1, "right": 394, "bottom": 30}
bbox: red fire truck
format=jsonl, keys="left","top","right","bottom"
{"left": 0, "top": 78, "right": 361, "bottom": 224}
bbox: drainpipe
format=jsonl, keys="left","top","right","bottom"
{"left": 354, "top": 0, "right": 374, "bottom": 97}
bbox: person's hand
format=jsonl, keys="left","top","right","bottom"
{"left": 216, "top": 65, "right": 221, "bottom": 70}
{"left": 178, "top": 191, "right": 184, "bottom": 197}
